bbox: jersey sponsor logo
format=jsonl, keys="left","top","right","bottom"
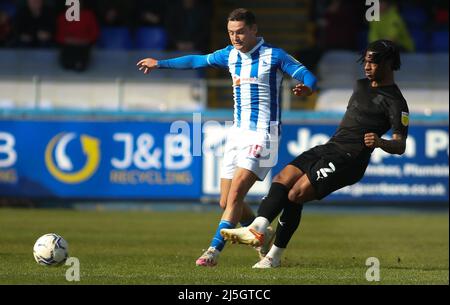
{"left": 316, "top": 162, "right": 336, "bottom": 181}
{"left": 232, "top": 75, "right": 259, "bottom": 86}
{"left": 401, "top": 112, "right": 409, "bottom": 127}
{"left": 232, "top": 75, "right": 241, "bottom": 86}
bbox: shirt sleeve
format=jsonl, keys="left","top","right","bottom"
{"left": 157, "top": 46, "right": 231, "bottom": 70}
{"left": 388, "top": 98, "right": 410, "bottom": 138}
{"left": 279, "top": 50, "right": 317, "bottom": 91}
{"left": 205, "top": 46, "right": 231, "bottom": 68}
{"left": 157, "top": 55, "right": 210, "bottom": 69}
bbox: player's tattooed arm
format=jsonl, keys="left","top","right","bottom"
{"left": 364, "top": 133, "right": 406, "bottom": 155}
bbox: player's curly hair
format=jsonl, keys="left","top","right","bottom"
{"left": 359, "top": 40, "right": 401, "bottom": 71}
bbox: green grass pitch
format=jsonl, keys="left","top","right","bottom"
{"left": 0, "top": 207, "right": 448, "bottom": 285}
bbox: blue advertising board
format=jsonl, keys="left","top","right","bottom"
{"left": 0, "top": 119, "right": 448, "bottom": 202}
{"left": 275, "top": 124, "right": 449, "bottom": 202}
{"left": 0, "top": 120, "right": 202, "bottom": 199}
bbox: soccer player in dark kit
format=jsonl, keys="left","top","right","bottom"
{"left": 221, "top": 39, "right": 410, "bottom": 268}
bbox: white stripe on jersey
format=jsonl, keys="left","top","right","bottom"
{"left": 239, "top": 53, "right": 254, "bottom": 129}
{"left": 228, "top": 49, "right": 240, "bottom": 127}
{"left": 228, "top": 49, "right": 239, "bottom": 75}
{"left": 276, "top": 69, "right": 283, "bottom": 130}
{"left": 292, "top": 66, "right": 306, "bottom": 79}
{"left": 256, "top": 46, "right": 272, "bottom": 131}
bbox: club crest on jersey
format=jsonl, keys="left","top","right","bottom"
{"left": 401, "top": 112, "right": 409, "bottom": 127}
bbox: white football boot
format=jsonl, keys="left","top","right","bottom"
{"left": 255, "top": 226, "right": 275, "bottom": 259}
{"left": 220, "top": 226, "right": 264, "bottom": 247}
{"left": 252, "top": 256, "right": 281, "bottom": 269}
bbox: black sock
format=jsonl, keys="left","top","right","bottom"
{"left": 257, "top": 182, "right": 290, "bottom": 223}
{"left": 273, "top": 202, "right": 304, "bottom": 248}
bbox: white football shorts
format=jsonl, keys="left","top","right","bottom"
{"left": 220, "top": 126, "right": 279, "bottom": 181}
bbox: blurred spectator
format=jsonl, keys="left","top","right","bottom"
{"left": 14, "top": 0, "right": 55, "bottom": 48}
{"left": 56, "top": 0, "right": 99, "bottom": 71}
{"left": 368, "top": 0, "right": 415, "bottom": 52}
{"left": 319, "top": 0, "right": 358, "bottom": 50}
{"left": 165, "top": 0, "right": 210, "bottom": 53}
{"left": 95, "top": 0, "right": 135, "bottom": 27}
{"left": 295, "top": 0, "right": 365, "bottom": 72}
{"left": 0, "top": 0, "right": 17, "bottom": 18}
{"left": 0, "top": 8, "right": 12, "bottom": 46}
{"left": 431, "top": 0, "right": 449, "bottom": 29}
{"left": 135, "top": 0, "right": 166, "bottom": 27}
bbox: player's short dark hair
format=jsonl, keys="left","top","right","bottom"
{"left": 228, "top": 8, "right": 256, "bottom": 26}
{"left": 359, "top": 39, "right": 401, "bottom": 71}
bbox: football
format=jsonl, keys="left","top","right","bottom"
{"left": 33, "top": 233, "right": 69, "bottom": 266}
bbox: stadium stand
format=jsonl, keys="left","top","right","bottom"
{"left": 0, "top": 49, "right": 205, "bottom": 111}
{"left": 98, "top": 27, "right": 133, "bottom": 50}
{"left": 95, "top": 26, "right": 169, "bottom": 51}
{"left": 409, "top": 28, "right": 430, "bottom": 53}
{"left": 0, "top": 0, "right": 448, "bottom": 113}
{"left": 134, "top": 27, "right": 168, "bottom": 50}
{"left": 431, "top": 31, "right": 449, "bottom": 52}
{"left": 401, "top": 4, "right": 429, "bottom": 29}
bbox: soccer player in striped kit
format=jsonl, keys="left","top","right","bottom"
{"left": 137, "top": 8, "right": 317, "bottom": 266}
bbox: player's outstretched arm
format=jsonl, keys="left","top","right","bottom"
{"left": 364, "top": 133, "right": 406, "bottom": 155}
{"left": 137, "top": 55, "right": 212, "bottom": 74}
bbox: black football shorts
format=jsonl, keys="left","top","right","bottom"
{"left": 289, "top": 142, "right": 371, "bottom": 200}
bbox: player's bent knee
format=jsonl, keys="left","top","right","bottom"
{"left": 273, "top": 166, "right": 303, "bottom": 189}
{"left": 272, "top": 173, "right": 286, "bottom": 184}
{"left": 289, "top": 185, "right": 318, "bottom": 204}
{"left": 289, "top": 186, "right": 316, "bottom": 204}
{"left": 272, "top": 174, "right": 295, "bottom": 190}
{"left": 288, "top": 189, "right": 302, "bottom": 204}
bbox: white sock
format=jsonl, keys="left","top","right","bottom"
{"left": 249, "top": 216, "right": 270, "bottom": 233}
{"left": 266, "top": 245, "right": 284, "bottom": 263}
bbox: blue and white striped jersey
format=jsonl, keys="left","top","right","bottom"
{"left": 157, "top": 37, "right": 316, "bottom": 133}
{"left": 206, "top": 38, "right": 315, "bottom": 133}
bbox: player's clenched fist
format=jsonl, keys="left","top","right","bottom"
{"left": 364, "top": 133, "right": 380, "bottom": 148}
{"left": 137, "top": 58, "right": 158, "bottom": 74}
